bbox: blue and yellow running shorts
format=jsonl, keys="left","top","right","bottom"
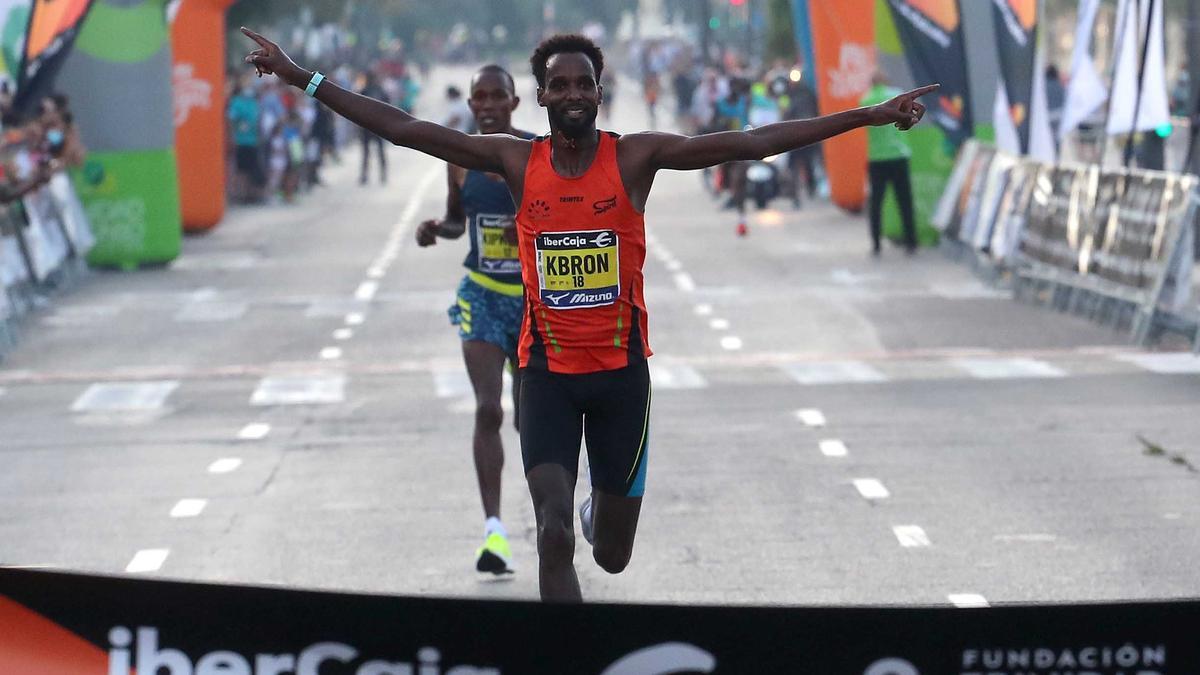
{"left": 448, "top": 272, "right": 524, "bottom": 356}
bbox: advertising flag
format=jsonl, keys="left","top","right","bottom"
{"left": 885, "top": 0, "right": 973, "bottom": 147}
{"left": 991, "top": 0, "right": 1037, "bottom": 153}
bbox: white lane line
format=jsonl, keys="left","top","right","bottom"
{"left": 948, "top": 594, "right": 990, "bottom": 608}
{"left": 126, "top": 549, "right": 169, "bottom": 573}
{"left": 345, "top": 313, "right": 365, "bottom": 326}
{"left": 720, "top": 336, "right": 743, "bottom": 351}
{"left": 354, "top": 281, "right": 379, "bottom": 301}
{"left": 796, "top": 409, "right": 827, "bottom": 427}
{"left": 1113, "top": 352, "right": 1200, "bottom": 373}
{"left": 333, "top": 328, "right": 354, "bottom": 341}
{"left": 433, "top": 369, "right": 473, "bottom": 399}
{"left": 208, "top": 458, "right": 243, "bottom": 474}
{"left": 237, "top": 423, "right": 271, "bottom": 440}
{"left": 673, "top": 273, "right": 696, "bottom": 292}
{"left": 648, "top": 363, "right": 709, "bottom": 389}
{"left": 251, "top": 374, "right": 346, "bottom": 406}
{"left": 951, "top": 357, "right": 1067, "bottom": 379}
{"left": 320, "top": 347, "right": 343, "bottom": 361}
{"left": 853, "top": 478, "right": 890, "bottom": 500}
{"left": 665, "top": 260, "right": 683, "bottom": 272}
{"left": 709, "top": 318, "right": 730, "bottom": 331}
{"left": 782, "top": 361, "right": 888, "bottom": 385}
{"left": 367, "top": 267, "right": 386, "bottom": 279}
{"left": 71, "top": 381, "right": 180, "bottom": 412}
{"left": 819, "top": 439, "right": 848, "bottom": 457}
{"left": 169, "top": 499, "right": 208, "bottom": 519}
{"left": 893, "top": 525, "right": 931, "bottom": 548}
{"left": 694, "top": 304, "right": 713, "bottom": 316}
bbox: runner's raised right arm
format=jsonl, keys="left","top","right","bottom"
{"left": 242, "top": 28, "right": 520, "bottom": 175}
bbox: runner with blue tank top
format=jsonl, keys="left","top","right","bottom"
{"left": 415, "top": 65, "right": 534, "bottom": 575}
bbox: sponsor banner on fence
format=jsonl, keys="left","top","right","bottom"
{"left": 2, "top": 568, "right": 1200, "bottom": 674}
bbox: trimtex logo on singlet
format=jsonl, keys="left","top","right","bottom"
{"left": 536, "top": 229, "right": 620, "bottom": 309}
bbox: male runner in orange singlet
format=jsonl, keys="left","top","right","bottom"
{"left": 244, "top": 28, "right": 936, "bottom": 602}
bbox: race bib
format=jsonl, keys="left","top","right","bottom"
{"left": 536, "top": 229, "right": 620, "bottom": 309}
{"left": 476, "top": 213, "right": 520, "bottom": 274}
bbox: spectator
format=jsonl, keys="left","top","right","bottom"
{"left": 441, "top": 85, "right": 474, "bottom": 134}
{"left": 860, "top": 72, "right": 916, "bottom": 256}
{"left": 227, "top": 79, "right": 264, "bottom": 203}
{"left": 358, "top": 71, "right": 389, "bottom": 185}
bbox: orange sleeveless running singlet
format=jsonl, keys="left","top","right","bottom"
{"left": 516, "top": 132, "right": 652, "bottom": 374}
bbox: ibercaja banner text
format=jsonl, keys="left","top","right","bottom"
{"left": 1, "top": 568, "right": 1198, "bottom": 673}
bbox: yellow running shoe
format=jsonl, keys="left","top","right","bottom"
{"left": 475, "top": 532, "right": 514, "bottom": 575}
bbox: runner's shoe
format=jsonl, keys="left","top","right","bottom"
{"left": 475, "top": 532, "right": 515, "bottom": 575}
{"left": 579, "top": 495, "right": 595, "bottom": 546}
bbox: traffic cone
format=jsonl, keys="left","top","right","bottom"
{"left": 736, "top": 219, "right": 749, "bottom": 237}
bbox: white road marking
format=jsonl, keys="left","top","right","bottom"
{"left": 694, "top": 304, "right": 713, "bottom": 316}
{"left": 673, "top": 273, "right": 696, "bottom": 292}
{"left": 367, "top": 267, "right": 386, "bottom": 279}
{"left": 1114, "top": 352, "right": 1200, "bottom": 374}
{"left": 819, "top": 439, "right": 848, "bottom": 457}
{"left": 948, "top": 594, "right": 990, "bottom": 608}
{"left": 782, "top": 361, "right": 888, "bottom": 385}
{"left": 796, "top": 409, "right": 827, "bottom": 427}
{"left": 237, "top": 423, "right": 271, "bottom": 440}
{"left": 208, "top": 458, "right": 243, "bottom": 474}
{"left": 951, "top": 357, "right": 1067, "bottom": 379}
{"left": 71, "top": 381, "right": 179, "bottom": 412}
{"left": 170, "top": 499, "right": 208, "bottom": 518}
{"left": 319, "top": 347, "right": 343, "bottom": 361}
{"left": 893, "top": 525, "right": 931, "bottom": 548}
{"left": 720, "top": 336, "right": 743, "bottom": 351}
{"left": 354, "top": 281, "right": 379, "bottom": 301}
{"left": 709, "top": 318, "right": 730, "bottom": 330}
{"left": 251, "top": 374, "right": 346, "bottom": 406}
{"left": 333, "top": 328, "right": 354, "bottom": 341}
{"left": 853, "top": 478, "right": 890, "bottom": 500}
{"left": 666, "top": 260, "right": 683, "bottom": 272}
{"left": 126, "top": 549, "right": 169, "bottom": 573}
{"left": 433, "top": 369, "right": 473, "bottom": 399}
{"left": 649, "top": 363, "right": 708, "bottom": 389}
{"left": 345, "top": 313, "right": 365, "bottom": 326}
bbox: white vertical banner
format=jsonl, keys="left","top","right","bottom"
{"left": 993, "top": 82, "right": 1021, "bottom": 154}
{"left": 1059, "top": 0, "right": 1108, "bottom": 140}
{"left": 1106, "top": 0, "right": 1170, "bottom": 135}
{"left": 1027, "top": 2, "right": 1056, "bottom": 163}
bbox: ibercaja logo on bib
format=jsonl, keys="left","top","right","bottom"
{"left": 535, "top": 229, "right": 620, "bottom": 309}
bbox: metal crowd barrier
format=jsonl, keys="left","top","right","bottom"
{"left": 0, "top": 172, "right": 95, "bottom": 360}
{"left": 934, "top": 141, "right": 1199, "bottom": 347}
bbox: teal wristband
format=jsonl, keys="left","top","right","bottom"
{"left": 304, "top": 71, "right": 325, "bottom": 97}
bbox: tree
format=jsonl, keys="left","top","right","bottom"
{"left": 764, "top": 0, "right": 796, "bottom": 65}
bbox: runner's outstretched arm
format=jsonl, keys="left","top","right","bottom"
{"left": 641, "top": 84, "right": 939, "bottom": 171}
{"left": 242, "top": 28, "right": 519, "bottom": 175}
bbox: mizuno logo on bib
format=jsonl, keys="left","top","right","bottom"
{"left": 477, "top": 214, "right": 520, "bottom": 274}
{"left": 536, "top": 229, "right": 620, "bottom": 309}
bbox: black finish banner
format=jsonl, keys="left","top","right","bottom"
{"left": 886, "top": 0, "right": 974, "bottom": 147}
{"left": 991, "top": 0, "right": 1038, "bottom": 152}
{"left": 2, "top": 568, "right": 1200, "bottom": 673}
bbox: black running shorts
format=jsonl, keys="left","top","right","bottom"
{"left": 518, "top": 362, "right": 651, "bottom": 498}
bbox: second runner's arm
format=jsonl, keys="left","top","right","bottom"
{"left": 642, "top": 84, "right": 939, "bottom": 171}
{"left": 242, "top": 28, "right": 516, "bottom": 174}
{"left": 416, "top": 166, "right": 467, "bottom": 247}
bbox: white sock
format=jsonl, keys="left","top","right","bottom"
{"left": 485, "top": 516, "right": 506, "bottom": 538}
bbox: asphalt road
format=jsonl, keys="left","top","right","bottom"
{"left": 2, "top": 66, "right": 1199, "bottom": 607}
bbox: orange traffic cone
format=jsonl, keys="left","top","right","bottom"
{"left": 736, "top": 220, "right": 749, "bottom": 237}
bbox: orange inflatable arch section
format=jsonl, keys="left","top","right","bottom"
{"left": 807, "top": 0, "right": 875, "bottom": 212}
{"left": 173, "top": 0, "right": 238, "bottom": 232}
